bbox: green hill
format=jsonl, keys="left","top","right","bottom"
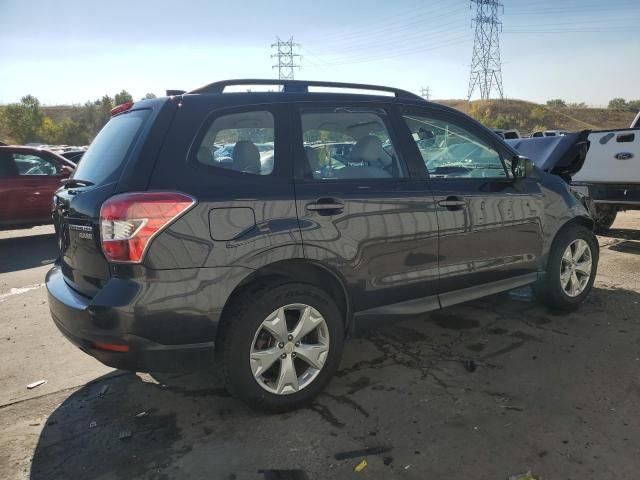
{"left": 2, "top": 98, "right": 636, "bottom": 146}
{"left": 437, "top": 99, "right": 637, "bottom": 134}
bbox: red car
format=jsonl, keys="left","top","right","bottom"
{"left": 0, "top": 146, "right": 75, "bottom": 229}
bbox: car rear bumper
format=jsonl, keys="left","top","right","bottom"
{"left": 46, "top": 265, "right": 220, "bottom": 372}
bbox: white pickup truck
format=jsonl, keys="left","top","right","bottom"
{"left": 507, "top": 112, "right": 640, "bottom": 231}
{"left": 570, "top": 113, "right": 640, "bottom": 230}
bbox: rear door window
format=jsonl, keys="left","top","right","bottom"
{"left": 72, "top": 109, "right": 150, "bottom": 185}
{"left": 195, "top": 110, "right": 275, "bottom": 175}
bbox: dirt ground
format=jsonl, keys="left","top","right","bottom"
{"left": 1, "top": 213, "right": 639, "bottom": 480}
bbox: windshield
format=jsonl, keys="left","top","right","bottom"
{"left": 72, "top": 109, "right": 150, "bottom": 185}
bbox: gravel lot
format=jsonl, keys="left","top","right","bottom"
{"left": 1, "top": 213, "right": 639, "bottom": 480}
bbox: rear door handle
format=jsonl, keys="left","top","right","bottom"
{"left": 438, "top": 196, "right": 466, "bottom": 210}
{"left": 306, "top": 198, "right": 344, "bottom": 214}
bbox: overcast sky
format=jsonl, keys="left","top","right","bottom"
{"left": 0, "top": 0, "right": 638, "bottom": 105}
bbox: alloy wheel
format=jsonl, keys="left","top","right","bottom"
{"left": 560, "top": 239, "right": 592, "bottom": 297}
{"left": 249, "top": 303, "right": 330, "bottom": 395}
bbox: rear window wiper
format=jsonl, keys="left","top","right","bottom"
{"left": 62, "top": 178, "right": 95, "bottom": 188}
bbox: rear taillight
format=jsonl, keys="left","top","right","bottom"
{"left": 100, "top": 192, "right": 195, "bottom": 263}
{"left": 110, "top": 101, "right": 134, "bottom": 117}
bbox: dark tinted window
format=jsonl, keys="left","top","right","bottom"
{"left": 72, "top": 109, "right": 150, "bottom": 185}
{"left": 0, "top": 153, "right": 17, "bottom": 177}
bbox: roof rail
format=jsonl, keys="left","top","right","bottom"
{"left": 189, "top": 79, "right": 424, "bottom": 101}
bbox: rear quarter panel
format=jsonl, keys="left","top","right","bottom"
{"left": 144, "top": 95, "right": 303, "bottom": 271}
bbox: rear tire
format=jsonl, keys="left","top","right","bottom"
{"left": 593, "top": 205, "right": 617, "bottom": 233}
{"left": 221, "top": 282, "right": 344, "bottom": 413}
{"left": 535, "top": 224, "right": 598, "bottom": 311}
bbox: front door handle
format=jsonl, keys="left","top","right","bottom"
{"left": 438, "top": 196, "right": 466, "bottom": 211}
{"left": 306, "top": 198, "right": 344, "bottom": 215}
{"left": 617, "top": 133, "right": 635, "bottom": 143}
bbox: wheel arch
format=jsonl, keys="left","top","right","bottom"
{"left": 542, "top": 214, "right": 595, "bottom": 272}
{"left": 215, "top": 259, "right": 352, "bottom": 350}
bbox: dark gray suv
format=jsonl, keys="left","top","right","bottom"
{"left": 47, "top": 79, "right": 598, "bottom": 412}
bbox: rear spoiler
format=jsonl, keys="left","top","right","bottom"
{"left": 166, "top": 89, "right": 186, "bottom": 96}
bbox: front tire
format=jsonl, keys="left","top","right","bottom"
{"left": 221, "top": 282, "right": 344, "bottom": 413}
{"left": 593, "top": 205, "right": 617, "bottom": 233}
{"left": 535, "top": 224, "right": 598, "bottom": 311}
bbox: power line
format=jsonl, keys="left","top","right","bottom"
{"left": 504, "top": 28, "right": 638, "bottom": 34}
{"left": 304, "top": 1, "right": 468, "bottom": 47}
{"left": 307, "top": 34, "right": 469, "bottom": 67}
{"left": 271, "top": 36, "right": 301, "bottom": 81}
{"left": 467, "top": 0, "right": 504, "bottom": 101}
{"left": 421, "top": 86, "right": 431, "bottom": 101}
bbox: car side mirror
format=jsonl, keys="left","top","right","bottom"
{"left": 512, "top": 155, "right": 534, "bottom": 179}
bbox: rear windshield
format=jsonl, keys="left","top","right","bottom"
{"left": 72, "top": 109, "right": 150, "bottom": 185}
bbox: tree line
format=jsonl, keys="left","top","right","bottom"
{"left": 0, "top": 91, "right": 156, "bottom": 145}
{"left": 546, "top": 98, "right": 640, "bottom": 111}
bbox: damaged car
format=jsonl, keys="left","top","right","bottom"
{"left": 47, "top": 80, "right": 599, "bottom": 412}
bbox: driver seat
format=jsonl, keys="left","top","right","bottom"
{"left": 232, "top": 140, "right": 261, "bottom": 174}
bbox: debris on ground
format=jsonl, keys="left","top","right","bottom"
{"left": 354, "top": 459, "right": 367, "bottom": 472}
{"left": 89, "top": 420, "right": 97, "bottom": 428}
{"left": 383, "top": 457, "right": 393, "bottom": 466}
{"left": 135, "top": 411, "right": 148, "bottom": 418}
{"left": 463, "top": 360, "right": 478, "bottom": 372}
{"left": 501, "top": 405, "right": 524, "bottom": 412}
{"left": 334, "top": 446, "right": 391, "bottom": 460}
{"left": 26, "top": 380, "right": 46, "bottom": 389}
{"left": 508, "top": 472, "right": 538, "bottom": 480}
{"left": 404, "top": 464, "right": 411, "bottom": 470}
{"left": 508, "top": 286, "right": 533, "bottom": 302}
{"left": 118, "top": 430, "right": 132, "bottom": 440}
{"left": 98, "top": 385, "right": 109, "bottom": 397}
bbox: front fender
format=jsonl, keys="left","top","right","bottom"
{"left": 539, "top": 171, "right": 594, "bottom": 270}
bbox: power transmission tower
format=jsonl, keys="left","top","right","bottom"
{"left": 271, "top": 36, "right": 301, "bottom": 81}
{"left": 420, "top": 86, "right": 431, "bottom": 101}
{"left": 467, "top": 0, "right": 504, "bottom": 101}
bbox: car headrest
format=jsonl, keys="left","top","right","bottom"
{"left": 232, "top": 140, "right": 261, "bottom": 174}
{"left": 350, "top": 135, "right": 388, "bottom": 165}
